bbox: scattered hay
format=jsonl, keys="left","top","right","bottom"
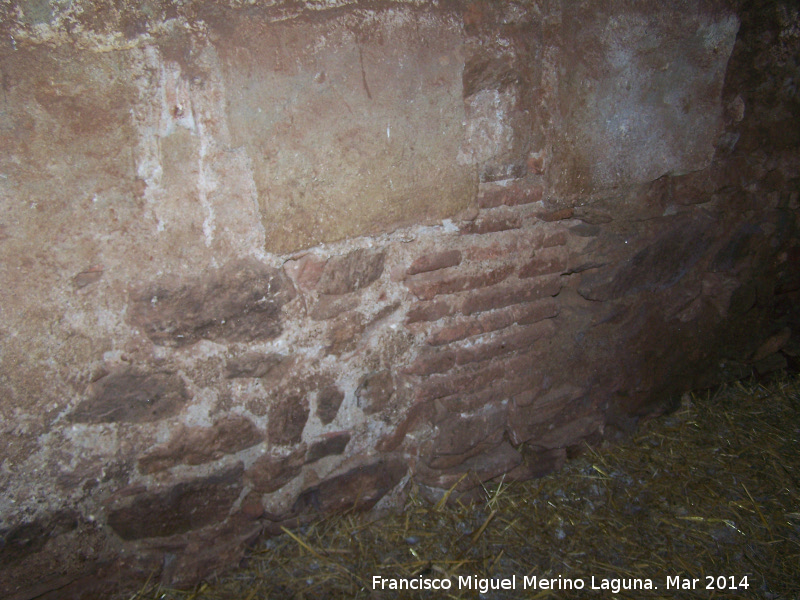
{"left": 126, "top": 372, "right": 800, "bottom": 599}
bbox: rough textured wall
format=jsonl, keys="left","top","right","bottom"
{"left": 0, "top": 0, "right": 798, "bottom": 597}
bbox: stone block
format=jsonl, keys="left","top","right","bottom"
{"left": 356, "top": 370, "right": 396, "bottom": 415}
{"left": 427, "top": 298, "right": 559, "bottom": 345}
{"left": 317, "top": 249, "right": 386, "bottom": 296}
{"left": 70, "top": 367, "right": 188, "bottom": 424}
{"left": 405, "top": 299, "right": 455, "bottom": 324}
{"left": 138, "top": 415, "right": 264, "bottom": 474}
{"left": 306, "top": 432, "right": 351, "bottom": 464}
{"left": 454, "top": 321, "right": 556, "bottom": 366}
{"left": 462, "top": 276, "right": 562, "bottom": 315}
{"left": 292, "top": 458, "right": 407, "bottom": 516}
{"left": 106, "top": 465, "right": 243, "bottom": 540}
{"left": 225, "top": 353, "right": 284, "bottom": 379}
{"left": 316, "top": 386, "right": 345, "bottom": 426}
{"left": 404, "top": 347, "right": 458, "bottom": 377}
{"left": 310, "top": 294, "right": 361, "bottom": 321}
{"left": 268, "top": 395, "right": 310, "bottom": 446}
{"left": 459, "top": 210, "right": 522, "bottom": 235}
{"left": 477, "top": 183, "right": 543, "bottom": 208}
{"left": 129, "top": 260, "right": 296, "bottom": 347}
{"left": 518, "top": 247, "right": 569, "bottom": 278}
{"left": 405, "top": 265, "right": 514, "bottom": 300}
{"left": 326, "top": 311, "right": 367, "bottom": 356}
{"left": 547, "top": 2, "right": 738, "bottom": 196}
{"left": 246, "top": 445, "right": 307, "bottom": 494}
{"left": 406, "top": 250, "right": 463, "bottom": 276}
{"left": 217, "top": 9, "right": 476, "bottom": 253}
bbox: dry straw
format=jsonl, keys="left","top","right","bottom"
{"left": 125, "top": 371, "right": 800, "bottom": 599}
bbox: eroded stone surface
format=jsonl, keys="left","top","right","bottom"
{"left": 129, "top": 260, "right": 296, "bottom": 347}
{"left": 107, "top": 465, "right": 243, "bottom": 540}
{"left": 70, "top": 368, "right": 189, "bottom": 424}
{"left": 138, "top": 415, "right": 264, "bottom": 473}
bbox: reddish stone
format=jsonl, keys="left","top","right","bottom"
{"left": 106, "top": 465, "right": 243, "bottom": 540}
{"left": 508, "top": 445, "right": 567, "bottom": 480}
{"left": 311, "top": 294, "right": 361, "bottom": 320}
{"left": 406, "top": 249, "right": 462, "bottom": 276}
{"left": 541, "top": 229, "right": 568, "bottom": 248}
{"left": 416, "top": 361, "right": 506, "bottom": 402}
{"left": 508, "top": 390, "right": 599, "bottom": 447}
{"left": 238, "top": 492, "right": 265, "bottom": 520}
{"left": 537, "top": 207, "right": 574, "bottom": 222}
{"left": 406, "top": 265, "right": 513, "bottom": 300}
{"left": 316, "top": 386, "right": 344, "bottom": 425}
{"left": 317, "top": 248, "right": 385, "bottom": 295}
{"left": 462, "top": 276, "right": 562, "bottom": 315}
{"left": 429, "top": 366, "right": 541, "bottom": 416}
{"left": 375, "top": 401, "right": 433, "bottom": 452}
{"left": 356, "top": 370, "right": 395, "bottom": 415}
{"left": 405, "top": 299, "right": 454, "bottom": 324}
{"left": 128, "top": 259, "right": 296, "bottom": 347}
{"left": 268, "top": 395, "right": 309, "bottom": 445}
{"left": 459, "top": 211, "right": 522, "bottom": 234}
{"left": 427, "top": 298, "right": 559, "bottom": 345}
{"left": 464, "top": 239, "right": 520, "bottom": 262}
{"left": 283, "top": 253, "right": 327, "bottom": 291}
{"left": 245, "top": 445, "right": 307, "bottom": 494}
{"left": 225, "top": 352, "right": 284, "bottom": 379}
{"left": 477, "top": 183, "right": 543, "bottom": 208}
{"left": 516, "top": 299, "right": 561, "bottom": 325}
{"left": 306, "top": 431, "right": 351, "bottom": 463}
{"left": 454, "top": 321, "right": 556, "bottom": 365}
{"left": 430, "top": 406, "right": 507, "bottom": 461}
{"left": 752, "top": 327, "right": 791, "bottom": 361}
{"left": 403, "top": 347, "right": 457, "bottom": 376}
{"left": 292, "top": 458, "right": 407, "bottom": 515}
{"left": 326, "top": 311, "right": 366, "bottom": 355}
{"left": 138, "top": 415, "right": 264, "bottom": 474}
{"left": 70, "top": 367, "right": 188, "bottom": 424}
{"left": 518, "top": 247, "right": 569, "bottom": 278}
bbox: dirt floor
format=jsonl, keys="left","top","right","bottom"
{"left": 124, "top": 371, "right": 800, "bottom": 599}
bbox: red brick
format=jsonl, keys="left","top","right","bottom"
{"left": 403, "top": 347, "right": 457, "bottom": 376}
{"left": 507, "top": 389, "right": 594, "bottom": 446}
{"left": 416, "top": 361, "right": 505, "bottom": 402}
{"left": 477, "top": 183, "right": 543, "bottom": 208}
{"left": 375, "top": 401, "right": 432, "bottom": 452}
{"left": 537, "top": 207, "right": 574, "bottom": 222}
{"left": 433, "top": 352, "right": 545, "bottom": 414}
{"left": 464, "top": 240, "right": 519, "bottom": 262}
{"left": 406, "top": 250, "right": 462, "bottom": 276}
{"left": 462, "top": 276, "right": 562, "bottom": 315}
{"left": 405, "top": 265, "right": 513, "bottom": 301}
{"left": 516, "top": 298, "right": 560, "bottom": 324}
{"left": 405, "top": 299, "right": 454, "bottom": 324}
{"left": 427, "top": 298, "right": 558, "bottom": 345}
{"left": 459, "top": 211, "right": 521, "bottom": 235}
{"left": 428, "top": 407, "right": 507, "bottom": 465}
{"left": 455, "top": 321, "right": 556, "bottom": 365}
{"left": 518, "top": 247, "right": 568, "bottom": 278}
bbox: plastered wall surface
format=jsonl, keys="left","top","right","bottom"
{"left": 0, "top": 1, "right": 798, "bottom": 597}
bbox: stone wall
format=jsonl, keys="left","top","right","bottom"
{"left": 1, "top": 0, "right": 798, "bottom": 597}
